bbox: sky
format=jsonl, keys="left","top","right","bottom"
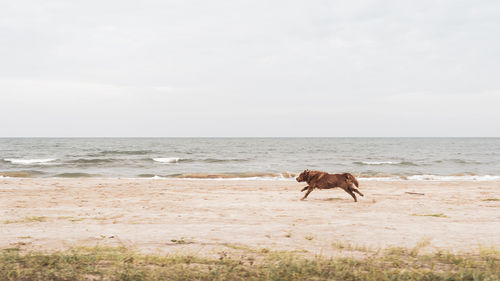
{"left": 1, "top": 0, "right": 499, "bottom": 137}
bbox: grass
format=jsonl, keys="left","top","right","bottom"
{"left": 0, "top": 246, "right": 498, "bottom": 281}
{"left": 482, "top": 198, "right": 500, "bottom": 202}
{"left": 3, "top": 216, "right": 49, "bottom": 224}
{"left": 332, "top": 241, "right": 371, "bottom": 253}
{"left": 170, "top": 238, "right": 189, "bottom": 244}
{"left": 412, "top": 213, "right": 449, "bottom": 218}
{"left": 3, "top": 215, "right": 125, "bottom": 224}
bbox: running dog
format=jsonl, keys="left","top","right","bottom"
{"left": 296, "top": 170, "right": 363, "bottom": 202}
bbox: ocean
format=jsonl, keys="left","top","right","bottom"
{"left": 0, "top": 138, "right": 499, "bottom": 180}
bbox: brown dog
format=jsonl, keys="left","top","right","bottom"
{"left": 296, "top": 169, "right": 363, "bottom": 202}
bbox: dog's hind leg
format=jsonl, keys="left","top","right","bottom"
{"left": 344, "top": 189, "right": 358, "bottom": 202}
{"left": 300, "top": 186, "right": 309, "bottom": 192}
{"left": 301, "top": 187, "right": 314, "bottom": 200}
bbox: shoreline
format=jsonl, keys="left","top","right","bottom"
{"left": 1, "top": 178, "right": 499, "bottom": 256}
{"left": 2, "top": 175, "right": 500, "bottom": 181}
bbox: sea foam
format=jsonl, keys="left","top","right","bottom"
{"left": 406, "top": 175, "right": 500, "bottom": 181}
{"left": 152, "top": 157, "right": 182, "bottom": 163}
{"left": 3, "top": 158, "right": 57, "bottom": 165}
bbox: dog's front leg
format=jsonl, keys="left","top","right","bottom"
{"left": 300, "top": 186, "right": 309, "bottom": 192}
{"left": 301, "top": 186, "right": 314, "bottom": 200}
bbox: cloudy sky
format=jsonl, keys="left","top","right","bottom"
{"left": 1, "top": 0, "right": 499, "bottom": 137}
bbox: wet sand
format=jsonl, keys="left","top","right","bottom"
{"left": 1, "top": 178, "right": 499, "bottom": 256}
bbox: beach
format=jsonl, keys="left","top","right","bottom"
{"left": 1, "top": 178, "right": 499, "bottom": 256}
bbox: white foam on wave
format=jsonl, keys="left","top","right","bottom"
{"left": 152, "top": 157, "right": 181, "bottom": 163}
{"left": 147, "top": 175, "right": 294, "bottom": 181}
{"left": 406, "top": 175, "right": 500, "bottom": 181}
{"left": 358, "top": 177, "right": 402, "bottom": 181}
{"left": 4, "top": 158, "right": 57, "bottom": 165}
{"left": 361, "top": 161, "right": 396, "bottom": 165}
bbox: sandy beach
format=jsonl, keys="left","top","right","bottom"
{"left": 1, "top": 178, "right": 499, "bottom": 256}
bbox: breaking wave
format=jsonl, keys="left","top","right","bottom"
{"left": 151, "top": 157, "right": 249, "bottom": 164}
{"left": 152, "top": 157, "right": 185, "bottom": 163}
{"left": 3, "top": 158, "right": 57, "bottom": 165}
{"left": 54, "top": 172, "right": 97, "bottom": 178}
{"left": 405, "top": 174, "right": 500, "bottom": 181}
{"left": 354, "top": 161, "right": 418, "bottom": 166}
{"left": 151, "top": 172, "right": 297, "bottom": 180}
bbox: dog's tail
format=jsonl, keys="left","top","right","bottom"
{"left": 346, "top": 173, "right": 359, "bottom": 187}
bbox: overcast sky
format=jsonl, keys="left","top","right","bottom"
{"left": 1, "top": 0, "right": 499, "bottom": 137}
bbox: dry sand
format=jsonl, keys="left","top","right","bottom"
{"left": 1, "top": 178, "right": 499, "bottom": 256}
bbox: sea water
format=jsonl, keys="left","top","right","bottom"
{"left": 0, "top": 138, "right": 499, "bottom": 180}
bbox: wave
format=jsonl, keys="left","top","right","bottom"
{"left": 164, "top": 172, "right": 297, "bottom": 180}
{"left": 151, "top": 157, "right": 249, "bottom": 164}
{"left": 200, "top": 158, "right": 250, "bottom": 163}
{"left": 54, "top": 172, "right": 97, "bottom": 178}
{"left": 97, "top": 150, "right": 154, "bottom": 156}
{"left": 137, "top": 174, "right": 157, "bottom": 178}
{"left": 68, "top": 158, "right": 117, "bottom": 164}
{"left": 152, "top": 157, "right": 185, "bottom": 163}
{"left": 354, "top": 161, "right": 418, "bottom": 166}
{"left": 405, "top": 175, "right": 500, "bottom": 181}
{"left": 449, "top": 159, "right": 483, "bottom": 165}
{"left": 3, "top": 158, "right": 57, "bottom": 165}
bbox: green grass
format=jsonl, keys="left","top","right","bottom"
{"left": 1, "top": 246, "right": 498, "bottom": 281}
{"left": 412, "top": 213, "right": 449, "bottom": 218}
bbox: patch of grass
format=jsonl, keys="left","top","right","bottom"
{"left": 93, "top": 214, "right": 124, "bottom": 221}
{"left": 304, "top": 235, "right": 314, "bottom": 241}
{"left": 332, "top": 241, "right": 371, "bottom": 252}
{"left": 412, "top": 213, "right": 449, "bottom": 218}
{"left": 482, "top": 198, "right": 500, "bottom": 201}
{"left": 3, "top": 216, "right": 49, "bottom": 224}
{"left": 412, "top": 237, "right": 432, "bottom": 255}
{"left": 0, "top": 246, "right": 498, "bottom": 281}
{"left": 16, "top": 236, "right": 32, "bottom": 239}
{"left": 170, "top": 238, "right": 189, "bottom": 244}
{"left": 332, "top": 241, "right": 345, "bottom": 249}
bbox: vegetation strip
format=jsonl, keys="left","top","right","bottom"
{"left": 1, "top": 246, "right": 498, "bottom": 280}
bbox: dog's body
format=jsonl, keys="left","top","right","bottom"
{"left": 296, "top": 170, "right": 363, "bottom": 202}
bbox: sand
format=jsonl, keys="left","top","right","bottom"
{"left": 1, "top": 178, "right": 499, "bottom": 256}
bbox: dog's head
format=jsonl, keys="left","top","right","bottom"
{"left": 296, "top": 169, "right": 310, "bottom": 182}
